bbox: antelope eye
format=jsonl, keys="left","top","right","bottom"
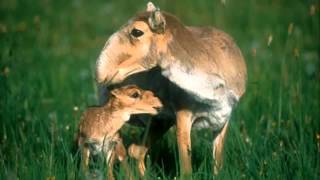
{"left": 130, "top": 28, "right": 144, "bottom": 38}
{"left": 130, "top": 91, "right": 140, "bottom": 98}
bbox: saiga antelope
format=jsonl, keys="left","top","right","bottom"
{"left": 95, "top": 2, "right": 247, "bottom": 177}
{"left": 77, "top": 85, "right": 162, "bottom": 179}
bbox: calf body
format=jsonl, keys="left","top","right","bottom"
{"left": 77, "top": 85, "right": 162, "bottom": 179}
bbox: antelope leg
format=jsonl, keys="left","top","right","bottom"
{"left": 176, "top": 109, "right": 193, "bottom": 177}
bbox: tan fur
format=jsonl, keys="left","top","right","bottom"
{"left": 107, "top": 134, "right": 131, "bottom": 180}
{"left": 124, "top": 114, "right": 174, "bottom": 178}
{"left": 133, "top": 12, "right": 247, "bottom": 96}
{"left": 176, "top": 109, "right": 193, "bottom": 176}
{"left": 128, "top": 144, "right": 148, "bottom": 176}
{"left": 213, "top": 121, "right": 229, "bottom": 175}
{"left": 77, "top": 85, "right": 162, "bottom": 179}
{"left": 97, "top": 11, "right": 246, "bottom": 96}
{"left": 96, "top": 2, "right": 247, "bottom": 177}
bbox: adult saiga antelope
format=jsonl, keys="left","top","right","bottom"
{"left": 96, "top": 2, "right": 247, "bottom": 177}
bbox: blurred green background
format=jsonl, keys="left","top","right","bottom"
{"left": 0, "top": 0, "right": 319, "bottom": 179}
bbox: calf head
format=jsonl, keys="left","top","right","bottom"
{"left": 96, "top": 2, "right": 168, "bottom": 84}
{"left": 111, "top": 85, "right": 163, "bottom": 115}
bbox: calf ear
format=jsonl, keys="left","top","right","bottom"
{"left": 146, "top": 2, "right": 156, "bottom": 12}
{"left": 148, "top": 8, "right": 166, "bottom": 33}
{"left": 111, "top": 89, "right": 121, "bottom": 97}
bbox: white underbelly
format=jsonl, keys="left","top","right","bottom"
{"left": 192, "top": 93, "right": 233, "bottom": 131}
{"left": 161, "top": 64, "right": 233, "bottom": 104}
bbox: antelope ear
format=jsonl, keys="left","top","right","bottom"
{"left": 146, "top": 2, "right": 156, "bottom": 12}
{"left": 148, "top": 8, "right": 166, "bottom": 33}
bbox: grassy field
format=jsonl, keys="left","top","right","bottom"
{"left": 1, "top": 0, "right": 319, "bottom": 179}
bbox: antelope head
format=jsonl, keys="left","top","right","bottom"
{"left": 96, "top": 2, "right": 169, "bottom": 85}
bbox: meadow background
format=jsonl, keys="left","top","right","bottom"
{"left": 0, "top": 0, "right": 319, "bottom": 179}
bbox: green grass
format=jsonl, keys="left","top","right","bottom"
{"left": 1, "top": 0, "right": 319, "bottom": 179}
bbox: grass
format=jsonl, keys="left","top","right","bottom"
{"left": 0, "top": 0, "right": 319, "bottom": 179}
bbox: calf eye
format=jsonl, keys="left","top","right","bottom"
{"left": 131, "top": 28, "right": 144, "bottom": 38}
{"left": 130, "top": 92, "right": 140, "bottom": 98}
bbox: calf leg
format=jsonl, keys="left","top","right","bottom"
{"left": 212, "top": 120, "right": 229, "bottom": 175}
{"left": 176, "top": 109, "right": 193, "bottom": 177}
{"left": 107, "top": 150, "right": 116, "bottom": 180}
{"left": 128, "top": 118, "right": 174, "bottom": 177}
{"left": 107, "top": 134, "right": 132, "bottom": 180}
{"left": 115, "top": 139, "right": 132, "bottom": 180}
{"left": 128, "top": 144, "right": 148, "bottom": 176}
{"left": 81, "top": 146, "right": 90, "bottom": 172}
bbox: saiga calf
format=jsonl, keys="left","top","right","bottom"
{"left": 77, "top": 85, "right": 162, "bottom": 179}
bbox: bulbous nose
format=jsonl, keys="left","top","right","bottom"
{"left": 95, "top": 32, "right": 120, "bottom": 84}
